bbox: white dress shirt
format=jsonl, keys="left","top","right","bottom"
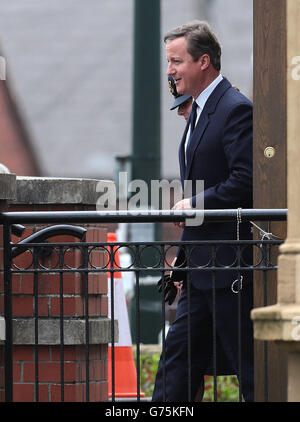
{"left": 185, "top": 74, "right": 223, "bottom": 160}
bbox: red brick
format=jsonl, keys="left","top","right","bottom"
{"left": 88, "top": 247, "right": 110, "bottom": 271}
{"left": 51, "top": 381, "right": 107, "bottom": 402}
{"left": 0, "top": 272, "right": 5, "bottom": 293}
{"left": 87, "top": 345, "right": 103, "bottom": 361}
{"left": 52, "top": 345, "right": 77, "bottom": 362}
{"left": 87, "top": 273, "right": 108, "bottom": 295}
{"left": 88, "top": 296, "right": 102, "bottom": 316}
{"left": 12, "top": 274, "right": 20, "bottom": 294}
{"left": 13, "top": 363, "right": 21, "bottom": 382}
{"left": 50, "top": 383, "right": 85, "bottom": 402}
{"left": 50, "top": 296, "right": 83, "bottom": 317}
{"left": 12, "top": 296, "right": 33, "bottom": 316}
{"left": 60, "top": 295, "right": 103, "bottom": 316}
{"left": 35, "top": 273, "right": 81, "bottom": 295}
{"left": 63, "top": 248, "right": 84, "bottom": 270}
{"left": 101, "top": 344, "right": 108, "bottom": 360}
{"left": 77, "top": 344, "right": 107, "bottom": 362}
{"left": 23, "top": 361, "right": 77, "bottom": 383}
{"left": 19, "top": 273, "right": 34, "bottom": 294}
{"left": 37, "top": 297, "right": 49, "bottom": 316}
{"left": 86, "top": 382, "right": 100, "bottom": 402}
{"left": 38, "top": 384, "right": 49, "bottom": 402}
{"left": 85, "top": 227, "right": 107, "bottom": 243}
{"left": 76, "top": 360, "right": 106, "bottom": 383}
{"left": 13, "top": 346, "right": 34, "bottom": 361}
{"left": 61, "top": 273, "right": 82, "bottom": 294}
{"left": 0, "top": 295, "right": 4, "bottom": 314}
{"left": 88, "top": 360, "right": 106, "bottom": 381}
{"left": 17, "top": 228, "right": 35, "bottom": 242}
{"left": 47, "top": 234, "right": 81, "bottom": 243}
{"left": 13, "top": 384, "right": 34, "bottom": 402}
{"left": 34, "top": 273, "right": 58, "bottom": 295}
{"left": 94, "top": 380, "right": 108, "bottom": 402}
{"left": 12, "top": 251, "right": 34, "bottom": 271}
{"left": 0, "top": 365, "right": 5, "bottom": 388}
{"left": 86, "top": 296, "right": 101, "bottom": 315}
{"left": 100, "top": 296, "right": 108, "bottom": 317}
{"left": 37, "top": 346, "right": 51, "bottom": 361}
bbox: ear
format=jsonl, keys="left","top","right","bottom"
{"left": 198, "top": 54, "right": 210, "bottom": 71}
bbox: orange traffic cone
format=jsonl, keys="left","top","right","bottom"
{"left": 107, "top": 232, "right": 145, "bottom": 399}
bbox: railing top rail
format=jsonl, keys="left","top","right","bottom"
{"left": 0, "top": 208, "right": 287, "bottom": 224}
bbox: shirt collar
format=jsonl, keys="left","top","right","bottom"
{"left": 194, "top": 74, "right": 223, "bottom": 111}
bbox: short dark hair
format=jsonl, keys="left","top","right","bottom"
{"left": 164, "top": 20, "right": 221, "bottom": 71}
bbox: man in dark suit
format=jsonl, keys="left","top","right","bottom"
{"left": 152, "top": 20, "right": 253, "bottom": 402}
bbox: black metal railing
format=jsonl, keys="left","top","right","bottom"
{"left": 0, "top": 209, "right": 287, "bottom": 402}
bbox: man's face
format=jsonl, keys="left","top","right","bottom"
{"left": 177, "top": 98, "right": 193, "bottom": 121}
{"left": 166, "top": 37, "right": 202, "bottom": 98}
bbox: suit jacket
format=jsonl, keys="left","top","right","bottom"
{"left": 175, "top": 77, "right": 253, "bottom": 290}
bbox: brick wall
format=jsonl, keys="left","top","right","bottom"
{"left": 12, "top": 345, "right": 107, "bottom": 402}
{"left": 0, "top": 188, "right": 12, "bottom": 401}
{"left": 0, "top": 176, "right": 116, "bottom": 402}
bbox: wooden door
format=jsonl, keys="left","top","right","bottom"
{"left": 253, "top": 0, "right": 287, "bottom": 402}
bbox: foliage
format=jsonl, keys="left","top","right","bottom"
{"left": 134, "top": 350, "right": 160, "bottom": 397}
{"left": 203, "top": 375, "right": 241, "bottom": 402}
{"left": 134, "top": 349, "right": 241, "bottom": 401}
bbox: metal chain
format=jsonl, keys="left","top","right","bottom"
{"left": 231, "top": 208, "right": 243, "bottom": 294}
{"left": 236, "top": 207, "right": 242, "bottom": 241}
{"left": 249, "top": 220, "right": 282, "bottom": 241}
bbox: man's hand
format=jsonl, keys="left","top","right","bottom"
{"left": 172, "top": 198, "right": 192, "bottom": 227}
{"left": 174, "top": 281, "right": 183, "bottom": 297}
{"left": 170, "top": 257, "right": 183, "bottom": 298}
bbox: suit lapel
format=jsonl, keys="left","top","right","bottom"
{"left": 185, "top": 112, "right": 209, "bottom": 180}
{"left": 182, "top": 77, "right": 232, "bottom": 182}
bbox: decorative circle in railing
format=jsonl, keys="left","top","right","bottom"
{"left": 138, "top": 244, "right": 163, "bottom": 269}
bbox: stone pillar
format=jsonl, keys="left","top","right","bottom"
{"left": 0, "top": 169, "right": 17, "bottom": 401}
{"left": 1, "top": 176, "right": 117, "bottom": 402}
{"left": 251, "top": 0, "right": 300, "bottom": 402}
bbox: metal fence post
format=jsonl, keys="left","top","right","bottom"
{"left": 3, "top": 221, "right": 12, "bottom": 402}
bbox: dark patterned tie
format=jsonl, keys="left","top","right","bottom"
{"left": 187, "top": 100, "right": 198, "bottom": 149}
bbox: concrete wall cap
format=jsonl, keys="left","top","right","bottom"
{"left": 0, "top": 173, "right": 17, "bottom": 201}
{"left": 0, "top": 317, "right": 5, "bottom": 343}
{"left": 14, "top": 176, "right": 115, "bottom": 205}
{"left": 252, "top": 304, "right": 300, "bottom": 344}
{"left": 12, "top": 317, "right": 119, "bottom": 345}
